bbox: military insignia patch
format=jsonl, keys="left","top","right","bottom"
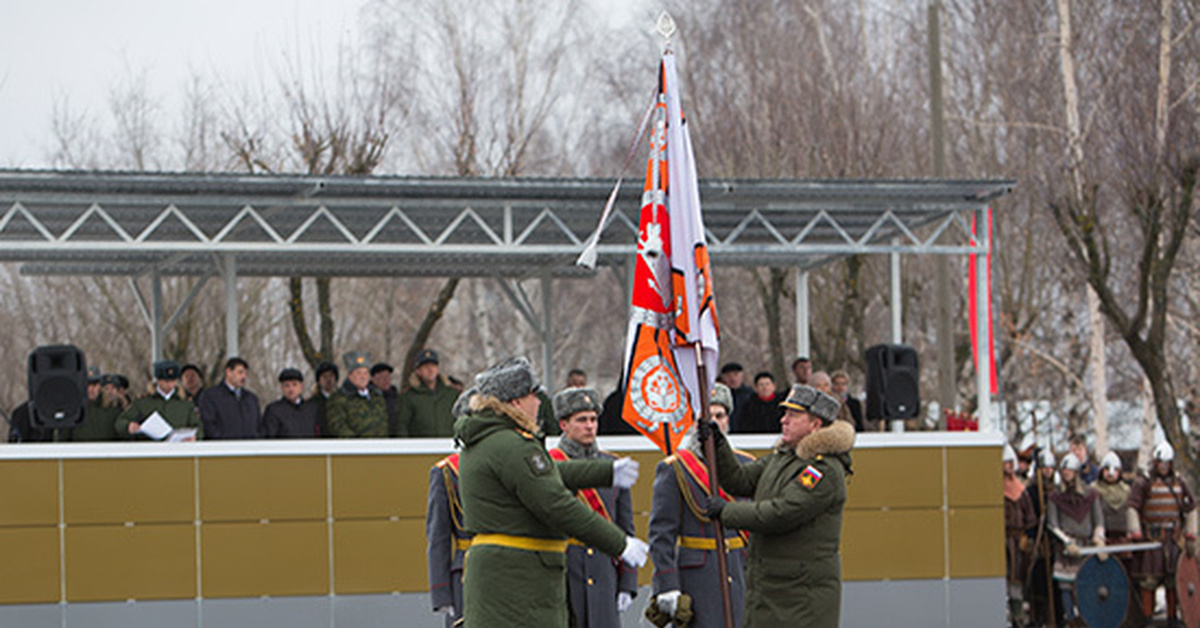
{"left": 527, "top": 453, "right": 552, "bottom": 475}
{"left": 798, "top": 465, "right": 823, "bottom": 489}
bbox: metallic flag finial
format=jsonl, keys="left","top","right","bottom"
{"left": 656, "top": 11, "right": 677, "bottom": 42}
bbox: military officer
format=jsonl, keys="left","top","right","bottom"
{"left": 426, "top": 389, "right": 479, "bottom": 627}
{"left": 648, "top": 383, "right": 755, "bottom": 628}
{"left": 1003, "top": 444, "right": 1036, "bottom": 627}
{"left": 1129, "top": 441, "right": 1197, "bottom": 627}
{"left": 309, "top": 360, "right": 339, "bottom": 437}
{"left": 325, "top": 352, "right": 389, "bottom": 437}
{"left": 1047, "top": 452, "right": 1106, "bottom": 625}
{"left": 114, "top": 360, "right": 202, "bottom": 440}
{"left": 454, "top": 357, "right": 649, "bottom": 627}
{"left": 549, "top": 387, "right": 637, "bottom": 628}
{"left": 703, "top": 384, "right": 854, "bottom": 628}
{"left": 65, "top": 367, "right": 118, "bottom": 441}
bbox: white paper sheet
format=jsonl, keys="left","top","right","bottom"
{"left": 168, "top": 428, "right": 198, "bottom": 443}
{"left": 137, "top": 411, "right": 173, "bottom": 440}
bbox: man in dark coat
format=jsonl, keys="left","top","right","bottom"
{"left": 732, "top": 372, "right": 784, "bottom": 434}
{"left": 705, "top": 384, "right": 854, "bottom": 628}
{"left": 309, "top": 360, "right": 339, "bottom": 437}
{"left": 718, "top": 362, "right": 754, "bottom": 419}
{"left": 454, "top": 356, "right": 648, "bottom": 628}
{"left": 370, "top": 362, "right": 400, "bottom": 431}
{"left": 397, "top": 349, "right": 459, "bottom": 437}
{"left": 261, "top": 368, "right": 320, "bottom": 438}
{"left": 550, "top": 387, "right": 638, "bottom": 628}
{"left": 198, "top": 357, "right": 261, "bottom": 439}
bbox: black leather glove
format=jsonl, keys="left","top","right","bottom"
{"left": 697, "top": 418, "right": 725, "bottom": 447}
{"left": 705, "top": 495, "right": 728, "bottom": 520}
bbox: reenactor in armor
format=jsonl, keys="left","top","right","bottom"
{"left": 1128, "top": 442, "right": 1197, "bottom": 627}
{"left": 549, "top": 387, "right": 638, "bottom": 628}
{"left": 1003, "top": 444, "right": 1036, "bottom": 627}
{"left": 1048, "top": 452, "right": 1106, "bottom": 626}
{"left": 648, "top": 383, "right": 754, "bottom": 628}
{"left": 1094, "top": 451, "right": 1139, "bottom": 628}
{"left": 325, "top": 352, "right": 389, "bottom": 437}
{"left": 1026, "top": 448, "right": 1059, "bottom": 628}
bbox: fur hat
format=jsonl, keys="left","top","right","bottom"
{"left": 1002, "top": 444, "right": 1017, "bottom": 464}
{"left": 154, "top": 359, "right": 181, "bottom": 380}
{"left": 1100, "top": 451, "right": 1122, "bottom": 471}
{"left": 710, "top": 382, "right": 733, "bottom": 414}
{"left": 474, "top": 356, "right": 542, "bottom": 402}
{"left": 553, "top": 387, "right": 601, "bottom": 421}
{"left": 779, "top": 384, "right": 840, "bottom": 424}
{"left": 1154, "top": 441, "right": 1175, "bottom": 462}
{"left": 1060, "top": 452, "right": 1082, "bottom": 472}
{"left": 452, "top": 387, "right": 478, "bottom": 420}
{"left": 343, "top": 351, "right": 371, "bottom": 373}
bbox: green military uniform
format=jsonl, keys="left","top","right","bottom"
{"left": 115, "top": 391, "right": 202, "bottom": 440}
{"left": 68, "top": 397, "right": 121, "bottom": 441}
{"left": 714, "top": 418, "right": 854, "bottom": 628}
{"left": 397, "top": 373, "right": 459, "bottom": 437}
{"left": 325, "top": 381, "right": 389, "bottom": 437}
{"left": 456, "top": 394, "right": 629, "bottom": 627}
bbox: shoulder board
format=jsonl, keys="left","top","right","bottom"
{"left": 515, "top": 429, "right": 536, "bottom": 440}
{"left": 733, "top": 449, "right": 757, "bottom": 461}
{"left": 598, "top": 449, "right": 617, "bottom": 459}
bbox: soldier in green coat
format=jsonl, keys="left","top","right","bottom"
{"left": 705, "top": 384, "right": 855, "bottom": 628}
{"left": 455, "top": 357, "right": 649, "bottom": 628}
{"left": 63, "top": 367, "right": 119, "bottom": 441}
{"left": 114, "top": 360, "right": 202, "bottom": 441}
{"left": 326, "top": 352, "right": 389, "bottom": 437}
{"left": 397, "top": 349, "right": 459, "bottom": 437}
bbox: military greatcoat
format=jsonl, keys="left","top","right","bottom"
{"left": 650, "top": 446, "right": 755, "bottom": 628}
{"left": 454, "top": 395, "right": 628, "bottom": 628}
{"left": 325, "top": 381, "right": 389, "bottom": 437}
{"left": 114, "top": 390, "right": 202, "bottom": 440}
{"left": 715, "top": 420, "right": 855, "bottom": 628}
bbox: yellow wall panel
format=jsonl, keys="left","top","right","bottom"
{"left": 846, "top": 448, "right": 943, "bottom": 510}
{"left": 333, "top": 519, "right": 425, "bottom": 593}
{"left": 63, "top": 458, "right": 194, "bottom": 524}
{"left": 65, "top": 524, "right": 196, "bottom": 601}
{"left": 332, "top": 455, "right": 440, "bottom": 519}
{"left": 200, "top": 456, "right": 325, "bottom": 522}
{"left": 947, "top": 447, "right": 1002, "bottom": 508}
{"left": 0, "top": 527, "right": 59, "bottom": 603}
{"left": 842, "top": 508, "right": 945, "bottom": 581}
{"left": 948, "top": 506, "right": 1005, "bottom": 578}
{"left": 0, "top": 460, "right": 58, "bottom": 526}
{"left": 202, "top": 521, "right": 328, "bottom": 597}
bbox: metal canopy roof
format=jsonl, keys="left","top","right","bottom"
{"left": 0, "top": 170, "right": 1014, "bottom": 278}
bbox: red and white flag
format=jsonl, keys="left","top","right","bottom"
{"left": 616, "top": 52, "right": 720, "bottom": 454}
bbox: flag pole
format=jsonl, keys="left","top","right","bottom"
{"left": 695, "top": 343, "right": 735, "bottom": 628}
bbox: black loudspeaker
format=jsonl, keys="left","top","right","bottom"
{"left": 865, "top": 344, "right": 920, "bottom": 420}
{"left": 28, "top": 345, "right": 87, "bottom": 429}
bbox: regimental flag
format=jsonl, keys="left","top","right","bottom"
{"left": 618, "top": 52, "right": 720, "bottom": 455}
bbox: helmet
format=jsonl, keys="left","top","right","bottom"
{"left": 1153, "top": 441, "right": 1175, "bottom": 462}
{"left": 1060, "top": 452, "right": 1082, "bottom": 472}
{"left": 1100, "top": 451, "right": 1122, "bottom": 471}
{"left": 1002, "top": 444, "right": 1017, "bottom": 464}
{"left": 1038, "top": 449, "right": 1057, "bottom": 469}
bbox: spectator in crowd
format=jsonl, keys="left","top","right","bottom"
{"left": 67, "top": 366, "right": 119, "bottom": 441}
{"left": 566, "top": 368, "right": 587, "bottom": 388}
{"left": 791, "top": 356, "right": 812, "bottom": 385}
{"left": 1068, "top": 434, "right": 1099, "bottom": 484}
{"left": 327, "top": 351, "right": 389, "bottom": 437}
{"left": 733, "top": 371, "right": 785, "bottom": 433}
{"left": 718, "top": 362, "right": 754, "bottom": 419}
{"left": 371, "top": 362, "right": 400, "bottom": 430}
{"left": 198, "top": 357, "right": 262, "bottom": 439}
{"left": 262, "top": 368, "right": 320, "bottom": 438}
{"left": 598, "top": 383, "right": 637, "bottom": 435}
{"left": 811, "top": 371, "right": 855, "bottom": 426}
{"left": 179, "top": 363, "right": 205, "bottom": 402}
{"left": 115, "top": 360, "right": 201, "bottom": 440}
{"left": 310, "top": 360, "right": 339, "bottom": 437}
{"left": 107, "top": 374, "right": 132, "bottom": 407}
{"left": 397, "top": 349, "right": 458, "bottom": 437}
{"left": 830, "top": 370, "right": 865, "bottom": 432}
{"left": 6, "top": 401, "right": 52, "bottom": 443}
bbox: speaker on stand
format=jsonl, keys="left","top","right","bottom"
{"left": 28, "top": 345, "right": 87, "bottom": 430}
{"left": 865, "top": 344, "right": 920, "bottom": 430}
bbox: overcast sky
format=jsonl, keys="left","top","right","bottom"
{"left": 0, "top": 0, "right": 640, "bottom": 169}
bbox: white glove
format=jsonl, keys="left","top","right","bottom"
{"left": 617, "top": 591, "right": 633, "bottom": 612}
{"left": 656, "top": 590, "right": 681, "bottom": 616}
{"left": 434, "top": 605, "right": 455, "bottom": 617}
{"left": 613, "top": 457, "right": 640, "bottom": 489}
{"left": 620, "top": 536, "right": 649, "bottom": 568}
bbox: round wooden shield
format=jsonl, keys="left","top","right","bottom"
{"left": 1076, "top": 555, "right": 1130, "bottom": 628}
{"left": 1177, "top": 554, "right": 1200, "bottom": 628}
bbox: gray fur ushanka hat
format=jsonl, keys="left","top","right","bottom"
{"left": 710, "top": 382, "right": 733, "bottom": 413}
{"left": 474, "top": 356, "right": 542, "bottom": 402}
{"left": 552, "top": 387, "right": 601, "bottom": 421}
{"left": 779, "top": 384, "right": 840, "bottom": 424}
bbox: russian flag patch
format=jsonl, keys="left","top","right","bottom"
{"left": 798, "top": 465, "right": 823, "bottom": 489}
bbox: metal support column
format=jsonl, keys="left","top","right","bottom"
{"left": 541, "top": 276, "right": 554, "bottom": 392}
{"left": 974, "top": 208, "right": 993, "bottom": 432}
{"left": 890, "top": 243, "right": 902, "bottom": 344}
{"left": 151, "top": 270, "right": 164, "bottom": 361}
{"left": 795, "top": 269, "right": 810, "bottom": 359}
{"left": 222, "top": 255, "right": 239, "bottom": 359}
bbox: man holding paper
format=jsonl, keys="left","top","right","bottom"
{"left": 115, "top": 360, "right": 203, "bottom": 441}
